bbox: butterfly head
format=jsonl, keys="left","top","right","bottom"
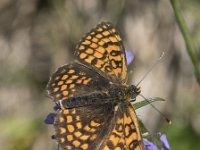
{"left": 128, "top": 85, "right": 141, "bottom": 101}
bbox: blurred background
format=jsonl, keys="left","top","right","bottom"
{"left": 0, "top": 0, "right": 200, "bottom": 150}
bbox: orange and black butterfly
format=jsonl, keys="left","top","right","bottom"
{"left": 46, "top": 22, "right": 143, "bottom": 150}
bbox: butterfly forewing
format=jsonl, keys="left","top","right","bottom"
{"left": 47, "top": 63, "right": 110, "bottom": 102}
{"left": 75, "top": 22, "right": 128, "bottom": 83}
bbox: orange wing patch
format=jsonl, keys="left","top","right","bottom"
{"left": 47, "top": 63, "right": 109, "bottom": 102}
{"left": 54, "top": 105, "right": 115, "bottom": 150}
{"left": 55, "top": 109, "right": 98, "bottom": 149}
{"left": 102, "top": 104, "right": 143, "bottom": 150}
{"left": 75, "top": 22, "right": 128, "bottom": 83}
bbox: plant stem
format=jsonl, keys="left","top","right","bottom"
{"left": 170, "top": 0, "right": 200, "bottom": 84}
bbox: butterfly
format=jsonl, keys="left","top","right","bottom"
{"left": 46, "top": 22, "right": 143, "bottom": 150}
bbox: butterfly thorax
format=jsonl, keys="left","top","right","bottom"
{"left": 108, "top": 84, "right": 141, "bottom": 102}
{"left": 59, "top": 84, "right": 140, "bottom": 109}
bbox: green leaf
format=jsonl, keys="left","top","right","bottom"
{"left": 133, "top": 97, "right": 165, "bottom": 109}
{"left": 138, "top": 119, "right": 149, "bottom": 133}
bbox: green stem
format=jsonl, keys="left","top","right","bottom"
{"left": 170, "top": 0, "right": 200, "bottom": 84}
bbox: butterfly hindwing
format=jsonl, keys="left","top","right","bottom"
{"left": 54, "top": 104, "right": 116, "bottom": 150}
{"left": 102, "top": 103, "right": 143, "bottom": 150}
{"left": 54, "top": 102, "right": 143, "bottom": 150}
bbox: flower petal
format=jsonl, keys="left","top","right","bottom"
{"left": 143, "top": 140, "right": 159, "bottom": 150}
{"left": 44, "top": 113, "right": 56, "bottom": 125}
{"left": 160, "top": 134, "right": 171, "bottom": 150}
{"left": 53, "top": 104, "right": 61, "bottom": 111}
{"left": 125, "top": 50, "right": 134, "bottom": 65}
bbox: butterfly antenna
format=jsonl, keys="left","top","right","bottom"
{"left": 139, "top": 94, "right": 171, "bottom": 124}
{"left": 135, "top": 51, "right": 165, "bottom": 87}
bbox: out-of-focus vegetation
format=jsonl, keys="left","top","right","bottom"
{"left": 0, "top": 0, "right": 199, "bottom": 150}
{"left": 171, "top": 0, "right": 200, "bottom": 84}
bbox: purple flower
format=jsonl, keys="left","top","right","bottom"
{"left": 53, "top": 103, "right": 61, "bottom": 111}
{"left": 144, "top": 140, "right": 159, "bottom": 150}
{"left": 144, "top": 134, "right": 171, "bottom": 150}
{"left": 44, "top": 113, "right": 56, "bottom": 125}
{"left": 125, "top": 50, "right": 134, "bottom": 65}
{"left": 160, "top": 134, "right": 171, "bottom": 150}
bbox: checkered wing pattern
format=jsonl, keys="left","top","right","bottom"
{"left": 54, "top": 103, "right": 143, "bottom": 150}
{"left": 47, "top": 63, "right": 116, "bottom": 149}
{"left": 46, "top": 22, "right": 143, "bottom": 150}
{"left": 102, "top": 104, "right": 143, "bottom": 150}
{"left": 75, "top": 22, "right": 128, "bottom": 83}
{"left": 47, "top": 63, "right": 109, "bottom": 102}
{"left": 54, "top": 104, "right": 115, "bottom": 150}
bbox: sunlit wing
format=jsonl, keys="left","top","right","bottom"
{"left": 102, "top": 103, "right": 143, "bottom": 150}
{"left": 46, "top": 63, "right": 110, "bottom": 102}
{"left": 46, "top": 22, "right": 143, "bottom": 150}
{"left": 75, "top": 22, "right": 128, "bottom": 84}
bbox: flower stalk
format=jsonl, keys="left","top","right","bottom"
{"left": 170, "top": 0, "right": 200, "bottom": 84}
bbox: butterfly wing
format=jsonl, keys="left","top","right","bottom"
{"left": 102, "top": 103, "right": 143, "bottom": 150}
{"left": 75, "top": 22, "right": 128, "bottom": 84}
{"left": 47, "top": 63, "right": 110, "bottom": 102}
{"left": 47, "top": 22, "right": 143, "bottom": 150}
{"left": 54, "top": 103, "right": 143, "bottom": 150}
{"left": 47, "top": 62, "right": 116, "bottom": 149}
{"left": 54, "top": 104, "right": 116, "bottom": 150}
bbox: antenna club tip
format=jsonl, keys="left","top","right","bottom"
{"left": 166, "top": 118, "right": 172, "bottom": 124}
